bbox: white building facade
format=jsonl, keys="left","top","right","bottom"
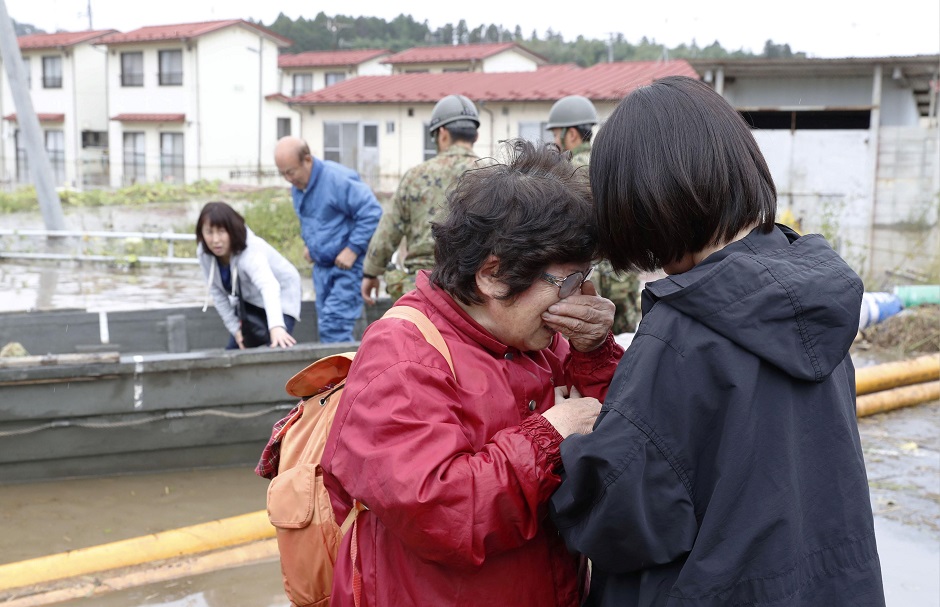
{"left": 0, "top": 30, "right": 114, "bottom": 190}
{"left": 99, "top": 20, "right": 292, "bottom": 188}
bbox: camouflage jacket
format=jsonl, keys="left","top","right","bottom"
{"left": 569, "top": 141, "right": 592, "bottom": 168}
{"left": 363, "top": 145, "right": 479, "bottom": 277}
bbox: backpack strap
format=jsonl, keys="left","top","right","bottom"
{"left": 382, "top": 305, "right": 455, "bottom": 378}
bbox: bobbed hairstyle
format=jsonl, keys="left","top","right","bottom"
{"left": 195, "top": 201, "right": 248, "bottom": 256}
{"left": 591, "top": 75, "right": 777, "bottom": 273}
{"left": 431, "top": 139, "right": 596, "bottom": 306}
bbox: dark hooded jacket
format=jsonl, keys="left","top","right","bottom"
{"left": 550, "top": 225, "right": 885, "bottom": 606}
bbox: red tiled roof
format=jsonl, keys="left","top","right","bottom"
{"left": 265, "top": 93, "right": 289, "bottom": 102}
{"left": 111, "top": 113, "right": 185, "bottom": 122}
{"left": 18, "top": 30, "right": 117, "bottom": 49}
{"left": 96, "top": 20, "right": 291, "bottom": 47}
{"left": 382, "top": 43, "right": 545, "bottom": 65}
{"left": 4, "top": 113, "right": 66, "bottom": 122}
{"left": 292, "top": 60, "right": 699, "bottom": 104}
{"left": 279, "top": 49, "right": 390, "bottom": 68}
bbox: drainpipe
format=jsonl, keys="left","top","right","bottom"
{"left": 866, "top": 65, "right": 882, "bottom": 279}
{"left": 257, "top": 34, "right": 263, "bottom": 185}
{"left": 193, "top": 41, "right": 202, "bottom": 181}
{"left": 70, "top": 46, "right": 80, "bottom": 188}
{"left": 478, "top": 100, "right": 495, "bottom": 157}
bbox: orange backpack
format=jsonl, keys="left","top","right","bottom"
{"left": 263, "top": 306, "right": 454, "bottom": 607}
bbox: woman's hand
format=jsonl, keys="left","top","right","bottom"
{"left": 268, "top": 326, "right": 297, "bottom": 348}
{"left": 541, "top": 385, "right": 601, "bottom": 438}
{"left": 234, "top": 330, "right": 246, "bottom": 349}
{"left": 541, "top": 280, "right": 615, "bottom": 352}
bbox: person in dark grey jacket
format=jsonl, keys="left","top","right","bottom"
{"left": 549, "top": 76, "right": 885, "bottom": 606}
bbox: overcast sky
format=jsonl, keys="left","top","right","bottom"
{"left": 6, "top": 0, "right": 939, "bottom": 58}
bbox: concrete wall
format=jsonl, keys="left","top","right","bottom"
{"left": 753, "top": 125, "right": 940, "bottom": 286}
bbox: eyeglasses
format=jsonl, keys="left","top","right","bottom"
{"left": 540, "top": 266, "right": 595, "bottom": 298}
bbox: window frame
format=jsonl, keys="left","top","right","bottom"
{"left": 292, "top": 73, "right": 313, "bottom": 96}
{"left": 42, "top": 55, "right": 62, "bottom": 89}
{"left": 324, "top": 72, "right": 346, "bottom": 87}
{"left": 123, "top": 132, "right": 146, "bottom": 186}
{"left": 160, "top": 132, "right": 185, "bottom": 183}
{"left": 158, "top": 49, "right": 183, "bottom": 86}
{"left": 120, "top": 51, "right": 144, "bottom": 87}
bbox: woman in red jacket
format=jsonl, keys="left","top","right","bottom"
{"left": 321, "top": 140, "right": 624, "bottom": 606}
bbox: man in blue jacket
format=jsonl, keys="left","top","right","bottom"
{"left": 274, "top": 136, "right": 382, "bottom": 343}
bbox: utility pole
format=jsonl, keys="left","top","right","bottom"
{"left": 87, "top": 0, "right": 92, "bottom": 29}
{"left": 0, "top": 0, "right": 66, "bottom": 230}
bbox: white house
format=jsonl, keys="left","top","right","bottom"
{"left": 96, "top": 19, "right": 293, "bottom": 187}
{"left": 689, "top": 55, "right": 940, "bottom": 283}
{"left": 289, "top": 60, "right": 698, "bottom": 193}
{"left": 381, "top": 42, "right": 547, "bottom": 74}
{"left": 0, "top": 29, "right": 115, "bottom": 189}
{"left": 278, "top": 48, "right": 391, "bottom": 97}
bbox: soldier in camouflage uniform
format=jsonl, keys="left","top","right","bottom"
{"left": 548, "top": 95, "right": 642, "bottom": 334}
{"left": 362, "top": 95, "right": 481, "bottom": 303}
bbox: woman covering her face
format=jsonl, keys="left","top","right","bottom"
{"left": 321, "top": 140, "right": 624, "bottom": 606}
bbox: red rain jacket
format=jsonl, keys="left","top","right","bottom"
{"left": 322, "top": 272, "right": 623, "bottom": 606}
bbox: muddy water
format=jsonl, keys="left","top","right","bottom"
{"left": 1, "top": 393, "right": 936, "bottom": 606}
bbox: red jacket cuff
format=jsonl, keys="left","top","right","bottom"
{"left": 520, "top": 414, "right": 565, "bottom": 472}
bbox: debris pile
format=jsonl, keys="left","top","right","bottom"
{"left": 862, "top": 304, "right": 940, "bottom": 354}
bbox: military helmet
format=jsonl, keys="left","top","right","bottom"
{"left": 429, "top": 94, "right": 480, "bottom": 135}
{"left": 546, "top": 95, "right": 598, "bottom": 129}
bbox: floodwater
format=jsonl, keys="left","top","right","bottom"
{"left": 0, "top": 374, "right": 936, "bottom": 606}
{"left": 1, "top": 206, "right": 938, "bottom": 605}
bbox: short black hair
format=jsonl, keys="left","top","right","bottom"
{"left": 431, "top": 139, "right": 596, "bottom": 305}
{"left": 195, "top": 201, "right": 248, "bottom": 256}
{"left": 442, "top": 124, "right": 479, "bottom": 145}
{"left": 591, "top": 75, "right": 777, "bottom": 272}
{"left": 571, "top": 125, "right": 593, "bottom": 143}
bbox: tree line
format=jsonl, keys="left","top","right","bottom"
{"left": 12, "top": 15, "right": 804, "bottom": 65}
{"left": 259, "top": 12, "right": 805, "bottom": 65}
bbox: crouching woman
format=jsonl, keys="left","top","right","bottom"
{"left": 196, "top": 201, "right": 302, "bottom": 348}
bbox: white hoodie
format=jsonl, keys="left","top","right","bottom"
{"left": 198, "top": 227, "right": 302, "bottom": 337}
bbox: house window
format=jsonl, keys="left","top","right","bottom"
{"left": 121, "top": 52, "right": 144, "bottom": 86}
{"left": 123, "top": 132, "right": 146, "bottom": 185}
{"left": 518, "top": 121, "right": 549, "bottom": 145}
{"left": 42, "top": 56, "right": 62, "bottom": 88}
{"left": 739, "top": 110, "right": 871, "bottom": 130}
{"left": 292, "top": 73, "right": 313, "bottom": 96}
{"left": 82, "top": 131, "right": 109, "bottom": 148}
{"left": 323, "top": 122, "right": 359, "bottom": 168}
{"left": 277, "top": 118, "right": 291, "bottom": 139}
{"left": 160, "top": 132, "right": 184, "bottom": 182}
{"left": 22, "top": 57, "right": 31, "bottom": 89}
{"left": 443, "top": 68, "right": 470, "bottom": 73}
{"left": 403, "top": 69, "right": 429, "bottom": 74}
{"left": 363, "top": 124, "right": 378, "bottom": 147}
{"left": 14, "top": 130, "right": 28, "bottom": 183}
{"left": 158, "top": 50, "right": 183, "bottom": 86}
{"left": 324, "top": 72, "right": 346, "bottom": 87}
{"left": 45, "top": 130, "right": 65, "bottom": 184}
{"left": 423, "top": 122, "right": 436, "bottom": 161}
